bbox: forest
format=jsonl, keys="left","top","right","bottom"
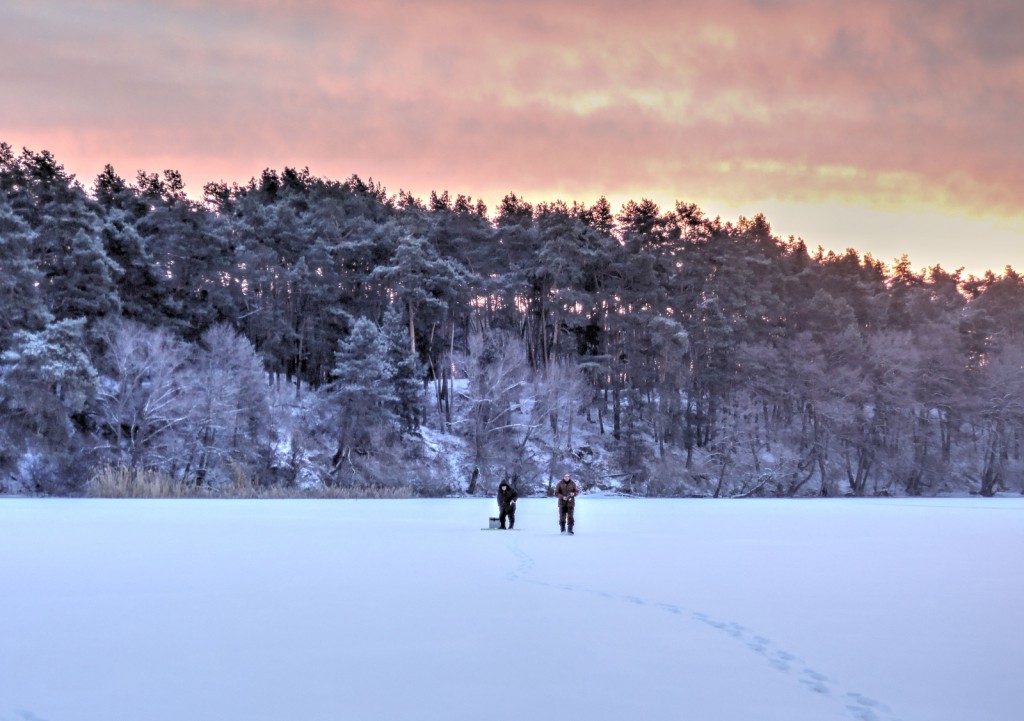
{"left": 2, "top": 142, "right": 1023, "bottom": 498}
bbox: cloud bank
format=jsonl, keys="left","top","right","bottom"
{"left": 2, "top": 0, "right": 1022, "bottom": 272}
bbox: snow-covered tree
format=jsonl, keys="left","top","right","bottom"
{"left": 381, "top": 304, "right": 424, "bottom": 432}
{"left": 327, "top": 317, "right": 398, "bottom": 470}
{"left": 0, "top": 318, "right": 98, "bottom": 491}
{"left": 7, "top": 148, "right": 121, "bottom": 322}
{"left": 93, "top": 320, "right": 194, "bottom": 475}
{"left": 181, "top": 324, "right": 273, "bottom": 485}
{"left": 454, "top": 330, "right": 541, "bottom": 491}
{"left": 0, "top": 194, "right": 51, "bottom": 350}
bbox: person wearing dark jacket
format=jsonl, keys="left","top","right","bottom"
{"left": 554, "top": 474, "right": 579, "bottom": 534}
{"left": 497, "top": 481, "right": 518, "bottom": 529}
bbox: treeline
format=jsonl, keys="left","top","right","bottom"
{"left": 2, "top": 142, "right": 1023, "bottom": 497}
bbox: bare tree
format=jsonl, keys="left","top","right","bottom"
{"left": 532, "top": 357, "right": 591, "bottom": 485}
{"left": 182, "top": 324, "right": 272, "bottom": 485}
{"left": 969, "top": 339, "right": 1024, "bottom": 496}
{"left": 94, "top": 320, "right": 194, "bottom": 475}
{"left": 452, "top": 330, "right": 541, "bottom": 490}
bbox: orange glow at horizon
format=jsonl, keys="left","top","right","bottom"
{"left": 2, "top": 0, "right": 1022, "bottom": 278}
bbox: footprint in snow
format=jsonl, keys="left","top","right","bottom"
{"left": 725, "top": 622, "right": 746, "bottom": 637}
{"left": 846, "top": 692, "right": 892, "bottom": 720}
{"left": 746, "top": 635, "right": 771, "bottom": 654}
{"left": 799, "top": 668, "right": 832, "bottom": 695}
{"left": 503, "top": 541, "right": 900, "bottom": 721}
{"left": 15, "top": 713, "right": 51, "bottom": 721}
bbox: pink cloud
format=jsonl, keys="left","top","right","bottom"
{"left": 2, "top": 0, "right": 1022, "bottom": 223}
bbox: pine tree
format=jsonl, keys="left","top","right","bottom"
{"left": 328, "top": 318, "right": 398, "bottom": 468}
{"left": 0, "top": 319, "right": 98, "bottom": 490}
{"left": 93, "top": 166, "right": 170, "bottom": 326}
{"left": 9, "top": 149, "right": 121, "bottom": 322}
{"left": 381, "top": 305, "right": 424, "bottom": 432}
{"left": 0, "top": 194, "right": 51, "bottom": 350}
{"left": 372, "top": 234, "right": 469, "bottom": 357}
{"left": 134, "top": 170, "right": 239, "bottom": 339}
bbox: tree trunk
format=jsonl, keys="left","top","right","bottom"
{"left": 613, "top": 386, "right": 621, "bottom": 441}
{"left": 408, "top": 300, "right": 416, "bottom": 356}
{"left": 566, "top": 396, "right": 575, "bottom": 451}
{"left": 980, "top": 426, "right": 1002, "bottom": 497}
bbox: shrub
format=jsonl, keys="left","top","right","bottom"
{"left": 86, "top": 464, "right": 414, "bottom": 499}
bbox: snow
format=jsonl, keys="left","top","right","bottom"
{"left": 1, "top": 497, "right": 1021, "bottom": 721}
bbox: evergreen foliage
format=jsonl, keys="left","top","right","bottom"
{"left": 1, "top": 141, "right": 1023, "bottom": 497}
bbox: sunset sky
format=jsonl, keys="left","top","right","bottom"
{"left": 2, "top": 0, "right": 1022, "bottom": 277}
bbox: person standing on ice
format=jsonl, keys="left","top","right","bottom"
{"left": 497, "top": 480, "right": 518, "bottom": 529}
{"left": 554, "top": 473, "right": 579, "bottom": 534}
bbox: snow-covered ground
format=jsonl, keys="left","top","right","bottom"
{"left": 1, "top": 497, "right": 1021, "bottom": 721}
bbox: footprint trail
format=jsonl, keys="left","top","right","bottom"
{"left": 506, "top": 539, "right": 903, "bottom": 721}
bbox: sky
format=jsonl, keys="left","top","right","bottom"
{"left": 2, "top": 0, "right": 1022, "bottom": 277}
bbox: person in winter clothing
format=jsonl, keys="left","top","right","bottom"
{"left": 554, "top": 473, "right": 579, "bottom": 534}
{"left": 497, "top": 480, "right": 518, "bottom": 529}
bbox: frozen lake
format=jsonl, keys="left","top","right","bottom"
{"left": 1, "top": 497, "right": 1021, "bottom": 721}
